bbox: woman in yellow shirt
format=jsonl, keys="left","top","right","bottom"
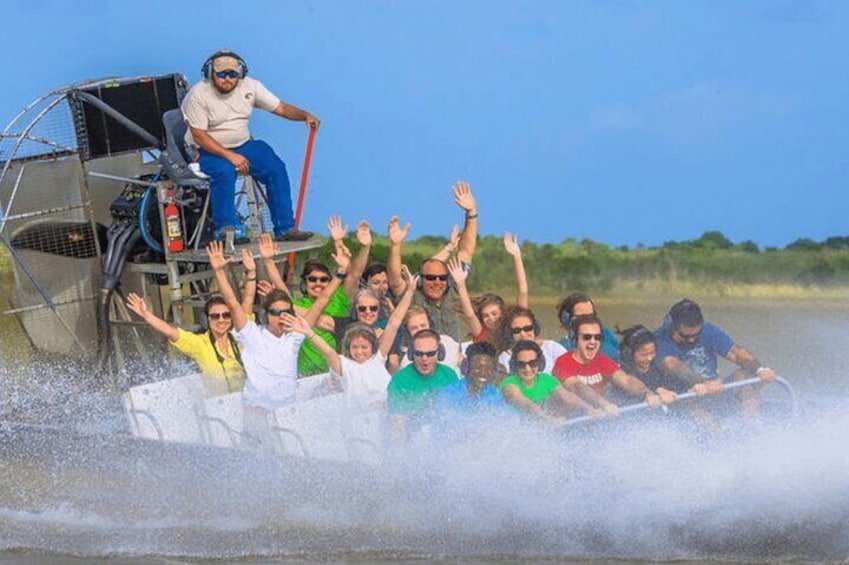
{"left": 125, "top": 248, "right": 257, "bottom": 396}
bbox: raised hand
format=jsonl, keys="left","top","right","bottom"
{"left": 206, "top": 241, "right": 232, "bottom": 271}
{"left": 356, "top": 220, "right": 373, "bottom": 247}
{"left": 332, "top": 242, "right": 352, "bottom": 272}
{"left": 503, "top": 231, "right": 522, "bottom": 257}
{"left": 284, "top": 312, "right": 311, "bottom": 335}
{"left": 400, "top": 264, "right": 418, "bottom": 291}
{"left": 256, "top": 280, "right": 273, "bottom": 298}
{"left": 240, "top": 248, "right": 257, "bottom": 273}
{"left": 258, "top": 232, "right": 278, "bottom": 260}
{"left": 453, "top": 180, "right": 477, "bottom": 213}
{"left": 327, "top": 215, "right": 348, "bottom": 242}
{"left": 388, "top": 216, "right": 411, "bottom": 245}
{"left": 446, "top": 256, "right": 467, "bottom": 286}
{"left": 125, "top": 292, "right": 149, "bottom": 318}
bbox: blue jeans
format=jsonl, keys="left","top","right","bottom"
{"left": 199, "top": 139, "right": 295, "bottom": 236}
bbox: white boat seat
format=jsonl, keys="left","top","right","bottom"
{"left": 123, "top": 373, "right": 206, "bottom": 443}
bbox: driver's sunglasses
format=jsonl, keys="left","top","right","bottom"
{"left": 215, "top": 70, "right": 240, "bottom": 79}
{"left": 306, "top": 275, "right": 332, "bottom": 283}
{"left": 422, "top": 274, "right": 449, "bottom": 282}
{"left": 208, "top": 312, "right": 232, "bottom": 321}
{"left": 357, "top": 305, "right": 379, "bottom": 313}
{"left": 267, "top": 307, "right": 294, "bottom": 317}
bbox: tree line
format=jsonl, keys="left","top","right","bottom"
{"left": 300, "top": 230, "right": 849, "bottom": 294}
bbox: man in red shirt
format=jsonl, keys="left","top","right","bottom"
{"left": 552, "top": 314, "right": 674, "bottom": 414}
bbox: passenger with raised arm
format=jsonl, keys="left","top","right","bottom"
{"left": 553, "top": 314, "right": 675, "bottom": 415}
{"left": 125, "top": 248, "right": 257, "bottom": 396}
{"left": 309, "top": 219, "right": 393, "bottom": 346}
{"left": 498, "top": 340, "right": 598, "bottom": 423}
{"left": 288, "top": 266, "right": 418, "bottom": 416}
{"left": 496, "top": 306, "right": 567, "bottom": 375}
{"left": 207, "top": 240, "right": 349, "bottom": 447}
{"left": 556, "top": 292, "right": 621, "bottom": 361}
{"left": 261, "top": 216, "right": 369, "bottom": 376}
{"left": 654, "top": 299, "right": 776, "bottom": 418}
{"left": 182, "top": 50, "right": 318, "bottom": 242}
{"left": 386, "top": 328, "right": 460, "bottom": 444}
{"left": 386, "top": 181, "right": 479, "bottom": 341}
{"left": 447, "top": 232, "right": 529, "bottom": 349}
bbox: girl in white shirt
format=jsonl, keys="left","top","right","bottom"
{"left": 290, "top": 266, "right": 418, "bottom": 414}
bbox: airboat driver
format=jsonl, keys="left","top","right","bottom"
{"left": 182, "top": 49, "right": 319, "bottom": 243}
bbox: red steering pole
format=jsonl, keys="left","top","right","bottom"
{"left": 286, "top": 125, "right": 317, "bottom": 281}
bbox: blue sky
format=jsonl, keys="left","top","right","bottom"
{"left": 4, "top": 0, "right": 847, "bottom": 247}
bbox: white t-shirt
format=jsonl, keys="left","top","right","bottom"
{"left": 498, "top": 339, "right": 568, "bottom": 375}
{"left": 235, "top": 321, "right": 303, "bottom": 410}
{"left": 399, "top": 334, "right": 462, "bottom": 374}
{"left": 333, "top": 352, "right": 392, "bottom": 414}
{"left": 182, "top": 77, "right": 280, "bottom": 148}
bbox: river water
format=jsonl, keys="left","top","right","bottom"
{"left": 1, "top": 295, "right": 848, "bottom": 564}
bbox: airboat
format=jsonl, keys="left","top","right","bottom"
{"left": 0, "top": 74, "right": 798, "bottom": 466}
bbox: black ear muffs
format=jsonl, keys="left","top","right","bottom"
{"left": 620, "top": 342, "right": 634, "bottom": 364}
{"left": 407, "top": 342, "right": 446, "bottom": 362}
{"left": 201, "top": 50, "right": 249, "bottom": 79}
{"left": 559, "top": 308, "right": 571, "bottom": 330}
{"left": 459, "top": 355, "right": 470, "bottom": 377}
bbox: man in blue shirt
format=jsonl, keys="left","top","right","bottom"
{"left": 654, "top": 299, "right": 776, "bottom": 417}
{"left": 435, "top": 342, "right": 506, "bottom": 411}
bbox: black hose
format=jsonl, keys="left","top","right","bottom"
{"left": 95, "top": 224, "right": 140, "bottom": 375}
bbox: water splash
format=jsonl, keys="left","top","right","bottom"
{"left": 1, "top": 365, "right": 848, "bottom": 563}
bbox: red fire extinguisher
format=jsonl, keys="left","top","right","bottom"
{"left": 164, "top": 190, "right": 184, "bottom": 253}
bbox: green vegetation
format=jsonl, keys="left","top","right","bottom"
{"left": 297, "top": 230, "right": 849, "bottom": 298}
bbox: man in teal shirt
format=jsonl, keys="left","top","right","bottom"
{"left": 387, "top": 328, "right": 458, "bottom": 443}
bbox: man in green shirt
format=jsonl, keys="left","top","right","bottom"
{"left": 387, "top": 328, "right": 458, "bottom": 443}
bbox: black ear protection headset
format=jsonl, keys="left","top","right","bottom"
{"left": 201, "top": 49, "right": 248, "bottom": 79}
{"left": 406, "top": 328, "right": 446, "bottom": 362}
{"left": 508, "top": 340, "right": 546, "bottom": 374}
